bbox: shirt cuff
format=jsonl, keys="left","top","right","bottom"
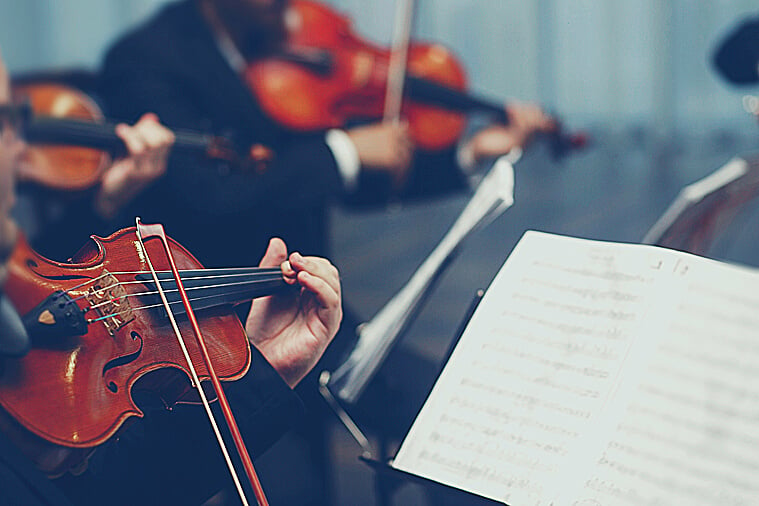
{"left": 456, "top": 141, "right": 523, "bottom": 173}
{"left": 325, "top": 129, "right": 361, "bottom": 192}
{"left": 456, "top": 141, "right": 477, "bottom": 174}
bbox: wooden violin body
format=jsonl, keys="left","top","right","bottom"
{"left": 247, "top": 0, "right": 467, "bottom": 151}
{"left": 0, "top": 229, "right": 258, "bottom": 450}
{"left": 246, "top": 0, "right": 586, "bottom": 156}
{"left": 14, "top": 82, "right": 111, "bottom": 191}
{"left": 13, "top": 82, "right": 247, "bottom": 192}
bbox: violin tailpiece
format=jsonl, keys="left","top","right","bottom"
{"left": 21, "top": 290, "right": 87, "bottom": 344}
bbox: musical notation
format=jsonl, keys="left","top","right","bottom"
{"left": 393, "top": 231, "right": 759, "bottom": 506}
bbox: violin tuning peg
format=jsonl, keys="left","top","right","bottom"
{"left": 247, "top": 144, "right": 275, "bottom": 174}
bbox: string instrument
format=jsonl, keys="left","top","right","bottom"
{"left": 0, "top": 224, "right": 286, "bottom": 502}
{"left": 13, "top": 83, "right": 244, "bottom": 192}
{"left": 245, "top": 0, "right": 586, "bottom": 156}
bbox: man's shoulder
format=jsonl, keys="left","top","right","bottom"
{"left": 104, "top": 0, "right": 204, "bottom": 61}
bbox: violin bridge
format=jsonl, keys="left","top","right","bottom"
{"left": 85, "top": 270, "right": 134, "bottom": 336}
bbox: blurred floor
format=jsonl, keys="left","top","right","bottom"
{"left": 323, "top": 125, "right": 759, "bottom": 505}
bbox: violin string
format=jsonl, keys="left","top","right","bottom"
{"left": 43, "top": 117, "right": 207, "bottom": 148}
{"left": 85, "top": 274, "right": 284, "bottom": 313}
{"left": 106, "top": 266, "right": 283, "bottom": 275}
{"left": 89, "top": 284, "right": 276, "bottom": 322}
{"left": 134, "top": 226, "right": 251, "bottom": 506}
{"left": 60, "top": 268, "right": 283, "bottom": 308}
{"left": 112, "top": 269, "right": 281, "bottom": 286}
{"left": 65, "top": 272, "right": 114, "bottom": 293}
{"left": 86, "top": 282, "right": 274, "bottom": 324}
{"left": 60, "top": 272, "right": 119, "bottom": 310}
{"left": 48, "top": 117, "right": 220, "bottom": 154}
{"left": 63, "top": 267, "right": 281, "bottom": 294}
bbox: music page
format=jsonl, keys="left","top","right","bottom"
{"left": 571, "top": 255, "right": 759, "bottom": 506}
{"left": 392, "top": 231, "right": 759, "bottom": 506}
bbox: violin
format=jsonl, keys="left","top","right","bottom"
{"left": 13, "top": 83, "right": 247, "bottom": 192}
{"left": 245, "top": 0, "right": 586, "bottom": 156}
{"left": 0, "top": 225, "right": 289, "bottom": 484}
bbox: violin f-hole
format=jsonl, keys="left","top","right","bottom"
{"left": 102, "top": 330, "right": 144, "bottom": 393}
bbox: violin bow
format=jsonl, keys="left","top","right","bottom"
{"left": 383, "top": 0, "right": 416, "bottom": 122}
{"left": 135, "top": 218, "right": 268, "bottom": 506}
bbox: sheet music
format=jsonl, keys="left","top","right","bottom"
{"left": 329, "top": 157, "right": 515, "bottom": 403}
{"left": 572, "top": 258, "right": 759, "bottom": 506}
{"left": 392, "top": 231, "right": 759, "bottom": 505}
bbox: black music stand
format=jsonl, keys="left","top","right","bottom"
{"left": 321, "top": 289, "right": 487, "bottom": 505}
{"left": 360, "top": 454, "right": 503, "bottom": 506}
{"left": 375, "top": 289, "right": 492, "bottom": 505}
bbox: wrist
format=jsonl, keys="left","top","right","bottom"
{"left": 252, "top": 340, "right": 306, "bottom": 388}
{"left": 325, "top": 129, "right": 360, "bottom": 191}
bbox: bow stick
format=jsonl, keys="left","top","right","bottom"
{"left": 135, "top": 218, "right": 269, "bottom": 506}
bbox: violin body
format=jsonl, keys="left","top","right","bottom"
{"left": 0, "top": 229, "right": 251, "bottom": 449}
{"left": 14, "top": 82, "right": 249, "bottom": 192}
{"left": 246, "top": 0, "right": 468, "bottom": 151}
{"left": 14, "top": 82, "right": 111, "bottom": 191}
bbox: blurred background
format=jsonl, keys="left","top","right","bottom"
{"left": 4, "top": 1, "right": 759, "bottom": 504}
{"left": 2, "top": 0, "right": 759, "bottom": 132}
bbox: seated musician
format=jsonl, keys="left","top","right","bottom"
{"left": 0, "top": 51, "right": 344, "bottom": 506}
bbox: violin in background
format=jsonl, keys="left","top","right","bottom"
{"left": 245, "top": 0, "right": 587, "bottom": 158}
{"left": 13, "top": 82, "right": 254, "bottom": 192}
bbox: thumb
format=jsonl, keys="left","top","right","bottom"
{"left": 259, "top": 237, "right": 288, "bottom": 268}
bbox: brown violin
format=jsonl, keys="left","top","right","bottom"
{"left": 245, "top": 0, "right": 586, "bottom": 156}
{"left": 0, "top": 225, "right": 289, "bottom": 481}
{"left": 13, "top": 83, "right": 245, "bottom": 191}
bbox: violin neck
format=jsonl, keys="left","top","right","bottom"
{"left": 405, "top": 75, "right": 508, "bottom": 124}
{"left": 24, "top": 117, "right": 214, "bottom": 157}
{"left": 136, "top": 268, "right": 290, "bottom": 316}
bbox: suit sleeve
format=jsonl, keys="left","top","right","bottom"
{"left": 342, "top": 145, "right": 468, "bottom": 208}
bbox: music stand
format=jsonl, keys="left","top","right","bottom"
{"left": 319, "top": 157, "right": 517, "bottom": 505}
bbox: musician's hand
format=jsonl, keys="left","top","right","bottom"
{"left": 346, "top": 120, "right": 414, "bottom": 187}
{"left": 95, "top": 113, "right": 175, "bottom": 219}
{"left": 462, "top": 102, "right": 555, "bottom": 166}
{"left": 245, "top": 238, "right": 342, "bottom": 388}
